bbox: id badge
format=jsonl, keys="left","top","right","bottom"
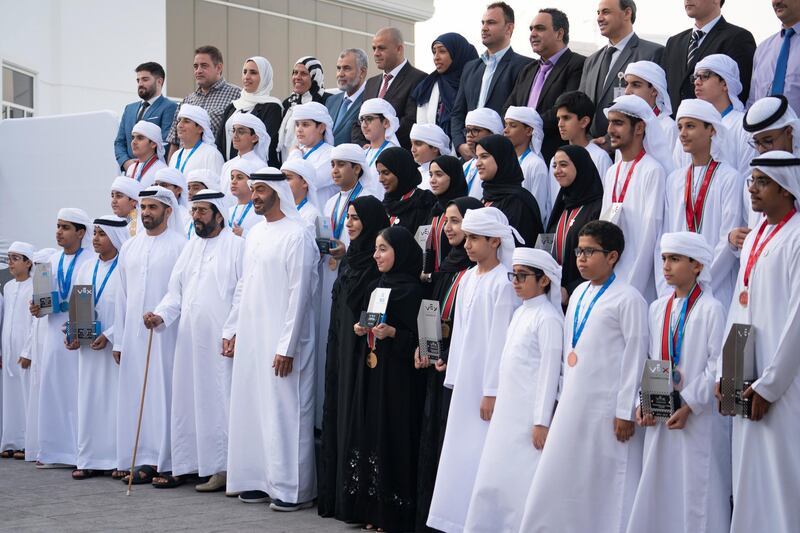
{"left": 600, "top": 202, "right": 623, "bottom": 225}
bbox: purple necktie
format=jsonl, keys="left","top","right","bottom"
{"left": 527, "top": 60, "right": 553, "bottom": 108}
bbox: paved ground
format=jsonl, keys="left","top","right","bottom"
{"left": 0, "top": 459, "right": 355, "bottom": 532}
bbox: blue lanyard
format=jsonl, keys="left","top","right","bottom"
{"left": 176, "top": 142, "right": 201, "bottom": 172}
{"left": 331, "top": 182, "right": 363, "bottom": 239}
{"left": 187, "top": 222, "right": 194, "bottom": 240}
{"left": 367, "top": 140, "right": 390, "bottom": 167}
{"left": 302, "top": 140, "right": 325, "bottom": 160}
{"left": 720, "top": 103, "right": 734, "bottom": 118}
{"left": 296, "top": 197, "right": 308, "bottom": 211}
{"left": 92, "top": 256, "right": 118, "bottom": 305}
{"left": 572, "top": 273, "right": 616, "bottom": 349}
{"left": 668, "top": 284, "right": 701, "bottom": 368}
{"left": 228, "top": 202, "right": 253, "bottom": 227}
{"left": 465, "top": 160, "right": 478, "bottom": 191}
{"left": 518, "top": 147, "right": 532, "bottom": 164}
{"left": 57, "top": 248, "right": 84, "bottom": 302}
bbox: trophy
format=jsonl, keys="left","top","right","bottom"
{"left": 534, "top": 233, "right": 556, "bottom": 257}
{"left": 415, "top": 224, "right": 434, "bottom": 274}
{"left": 315, "top": 217, "right": 335, "bottom": 255}
{"left": 639, "top": 360, "right": 681, "bottom": 422}
{"left": 719, "top": 324, "right": 755, "bottom": 418}
{"left": 359, "top": 287, "right": 391, "bottom": 328}
{"left": 66, "top": 285, "right": 99, "bottom": 345}
{"left": 417, "top": 299, "right": 443, "bottom": 362}
{"left": 32, "top": 262, "right": 57, "bottom": 315}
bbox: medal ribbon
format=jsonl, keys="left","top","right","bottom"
{"left": 92, "top": 256, "right": 119, "bottom": 305}
{"left": 330, "top": 182, "right": 363, "bottom": 239}
{"left": 388, "top": 189, "right": 416, "bottom": 225}
{"left": 228, "top": 202, "right": 253, "bottom": 228}
{"left": 743, "top": 208, "right": 797, "bottom": 289}
{"left": 187, "top": 222, "right": 194, "bottom": 240}
{"left": 175, "top": 142, "right": 201, "bottom": 172}
{"left": 431, "top": 215, "right": 448, "bottom": 271}
{"left": 302, "top": 139, "right": 325, "bottom": 160}
{"left": 367, "top": 140, "right": 390, "bottom": 167}
{"left": 571, "top": 273, "right": 616, "bottom": 349}
{"left": 660, "top": 283, "right": 702, "bottom": 368}
{"left": 133, "top": 155, "right": 158, "bottom": 183}
{"left": 465, "top": 160, "right": 478, "bottom": 191}
{"left": 441, "top": 269, "right": 468, "bottom": 321}
{"left": 611, "top": 149, "right": 646, "bottom": 203}
{"left": 518, "top": 147, "right": 532, "bottom": 164}
{"left": 684, "top": 160, "right": 718, "bottom": 232}
{"left": 58, "top": 248, "right": 84, "bottom": 303}
{"left": 295, "top": 197, "right": 308, "bottom": 211}
{"left": 555, "top": 206, "right": 583, "bottom": 264}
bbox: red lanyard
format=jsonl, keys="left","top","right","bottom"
{"left": 367, "top": 329, "right": 376, "bottom": 351}
{"left": 440, "top": 269, "right": 468, "bottom": 321}
{"left": 743, "top": 208, "right": 797, "bottom": 288}
{"left": 612, "top": 149, "right": 645, "bottom": 203}
{"left": 483, "top": 200, "right": 494, "bottom": 207}
{"left": 555, "top": 207, "right": 583, "bottom": 264}
{"left": 131, "top": 155, "right": 158, "bottom": 183}
{"left": 388, "top": 189, "right": 416, "bottom": 225}
{"left": 684, "top": 160, "right": 718, "bottom": 232}
{"left": 660, "top": 283, "right": 702, "bottom": 362}
{"left": 431, "top": 215, "right": 448, "bottom": 271}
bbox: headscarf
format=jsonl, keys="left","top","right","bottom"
{"left": 504, "top": 106, "right": 544, "bottom": 155}
{"left": 695, "top": 54, "right": 744, "bottom": 112}
{"left": 331, "top": 143, "right": 367, "bottom": 169}
{"left": 190, "top": 189, "right": 228, "bottom": 219}
{"left": 410, "top": 123, "right": 452, "bottom": 156}
{"left": 512, "top": 247, "right": 563, "bottom": 309}
{"left": 230, "top": 157, "right": 264, "bottom": 181}
{"left": 138, "top": 185, "right": 183, "bottom": 235}
{"left": 439, "top": 196, "right": 483, "bottom": 272}
{"left": 465, "top": 107, "right": 504, "bottom": 135}
{"left": 278, "top": 57, "right": 326, "bottom": 153}
{"left": 378, "top": 225, "right": 424, "bottom": 282}
{"left": 111, "top": 176, "right": 144, "bottom": 201}
{"left": 176, "top": 103, "right": 215, "bottom": 144}
{"left": 660, "top": 231, "right": 714, "bottom": 286}
{"left": 280, "top": 158, "right": 320, "bottom": 210}
{"left": 460, "top": 206, "right": 522, "bottom": 268}
{"left": 57, "top": 207, "right": 93, "bottom": 249}
{"left": 750, "top": 151, "right": 800, "bottom": 211}
{"left": 132, "top": 120, "right": 166, "bottom": 160}
{"left": 291, "top": 101, "right": 334, "bottom": 146}
{"left": 604, "top": 94, "right": 675, "bottom": 173}
{"left": 231, "top": 56, "right": 282, "bottom": 111}
{"left": 93, "top": 215, "right": 131, "bottom": 252}
{"left": 675, "top": 98, "right": 735, "bottom": 167}
{"left": 186, "top": 168, "right": 219, "bottom": 192}
{"left": 154, "top": 167, "right": 189, "bottom": 208}
{"left": 377, "top": 146, "right": 421, "bottom": 200}
{"left": 248, "top": 167, "right": 304, "bottom": 222}
{"left": 227, "top": 111, "right": 271, "bottom": 162}
{"left": 550, "top": 145, "right": 605, "bottom": 215}
{"left": 624, "top": 60, "right": 672, "bottom": 116}
{"left": 430, "top": 155, "right": 468, "bottom": 212}
{"left": 411, "top": 32, "right": 478, "bottom": 136}
{"left": 8, "top": 241, "right": 35, "bottom": 261}
{"left": 360, "top": 98, "right": 400, "bottom": 146}
{"left": 743, "top": 95, "right": 800, "bottom": 155}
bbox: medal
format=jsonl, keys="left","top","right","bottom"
{"left": 567, "top": 351, "right": 578, "bottom": 367}
{"left": 741, "top": 208, "right": 797, "bottom": 308}
{"left": 367, "top": 351, "right": 378, "bottom": 368}
{"left": 328, "top": 257, "right": 338, "bottom": 271}
{"left": 441, "top": 321, "right": 451, "bottom": 339}
{"left": 739, "top": 290, "right": 748, "bottom": 308}
{"left": 661, "top": 284, "right": 702, "bottom": 391}
{"left": 672, "top": 368, "right": 683, "bottom": 387}
{"left": 60, "top": 300, "right": 69, "bottom": 313}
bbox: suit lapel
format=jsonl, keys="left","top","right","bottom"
{"left": 599, "top": 38, "right": 637, "bottom": 101}
{"left": 338, "top": 93, "right": 362, "bottom": 134}
{"left": 537, "top": 49, "right": 572, "bottom": 107}
{"left": 694, "top": 17, "right": 727, "bottom": 62}
{"left": 485, "top": 49, "right": 513, "bottom": 103}
{"left": 382, "top": 62, "right": 410, "bottom": 100}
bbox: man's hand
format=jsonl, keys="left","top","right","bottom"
{"left": 532, "top": 425, "right": 549, "bottom": 450}
{"left": 222, "top": 336, "right": 236, "bottom": 358}
{"left": 728, "top": 227, "right": 751, "bottom": 250}
{"left": 458, "top": 143, "right": 474, "bottom": 160}
{"left": 479, "top": 396, "right": 496, "bottom": 421}
{"left": 232, "top": 224, "right": 244, "bottom": 237}
{"left": 372, "top": 323, "right": 396, "bottom": 340}
{"left": 91, "top": 334, "right": 109, "bottom": 351}
{"left": 592, "top": 135, "right": 611, "bottom": 151}
{"left": 666, "top": 404, "right": 692, "bottom": 430}
{"left": 614, "top": 418, "right": 635, "bottom": 442}
{"left": 329, "top": 240, "right": 346, "bottom": 259}
{"left": 29, "top": 302, "right": 41, "bottom": 318}
{"left": 273, "top": 354, "right": 294, "bottom": 377}
{"left": 18, "top": 357, "right": 31, "bottom": 369}
{"left": 142, "top": 312, "right": 164, "bottom": 330}
{"left": 635, "top": 406, "right": 656, "bottom": 427}
{"left": 112, "top": 351, "right": 121, "bottom": 365}
{"left": 742, "top": 385, "right": 772, "bottom": 421}
{"left": 65, "top": 337, "right": 80, "bottom": 351}
{"left": 122, "top": 159, "right": 135, "bottom": 171}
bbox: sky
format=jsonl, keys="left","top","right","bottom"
{"left": 414, "top": 0, "right": 781, "bottom": 71}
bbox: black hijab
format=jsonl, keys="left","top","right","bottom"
{"left": 549, "top": 144, "right": 605, "bottom": 213}
{"left": 341, "top": 196, "right": 390, "bottom": 312}
{"left": 438, "top": 197, "right": 482, "bottom": 273}
{"left": 430, "top": 155, "right": 468, "bottom": 215}
{"left": 375, "top": 226, "right": 424, "bottom": 330}
{"left": 378, "top": 147, "right": 421, "bottom": 200}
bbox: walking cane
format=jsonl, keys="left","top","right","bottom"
{"left": 126, "top": 328, "right": 154, "bottom": 496}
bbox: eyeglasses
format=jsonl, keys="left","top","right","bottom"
{"left": 747, "top": 128, "right": 788, "bottom": 150}
{"left": 746, "top": 176, "right": 774, "bottom": 189}
{"left": 574, "top": 247, "right": 610, "bottom": 258}
{"left": 231, "top": 127, "right": 253, "bottom": 136}
{"left": 359, "top": 115, "right": 380, "bottom": 124}
{"left": 690, "top": 71, "right": 717, "bottom": 84}
{"left": 507, "top": 271, "right": 537, "bottom": 283}
{"left": 465, "top": 127, "right": 485, "bottom": 137}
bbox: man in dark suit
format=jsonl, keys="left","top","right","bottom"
{"left": 326, "top": 48, "right": 369, "bottom": 146}
{"left": 113, "top": 62, "right": 177, "bottom": 171}
{"left": 661, "top": 0, "right": 755, "bottom": 113}
{"left": 504, "top": 8, "right": 585, "bottom": 164}
{"left": 450, "top": 2, "right": 531, "bottom": 159}
{"left": 579, "top": 0, "right": 663, "bottom": 139}
{"left": 360, "top": 27, "right": 426, "bottom": 150}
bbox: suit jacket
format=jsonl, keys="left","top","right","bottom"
{"left": 114, "top": 95, "right": 177, "bottom": 169}
{"left": 450, "top": 47, "right": 533, "bottom": 150}
{"left": 504, "top": 48, "right": 586, "bottom": 164}
{"left": 326, "top": 89, "right": 366, "bottom": 146}
{"left": 661, "top": 16, "right": 756, "bottom": 114}
{"left": 579, "top": 33, "right": 664, "bottom": 138}
{"left": 360, "top": 61, "right": 427, "bottom": 149}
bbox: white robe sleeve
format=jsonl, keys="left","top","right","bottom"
{"left": 482, "top": 285, "right": 517, "bottom": 397}
{"left": 680, "top": 299, "right": 725, "bottom": 414}
{"left": 223, "top": 273, "right": 243, "bottom": 341}
{"left": 627, "top": 165, "right": 665, "bottom": 295}
{"left": 710, "top": 171, "right": 743, "bottom": 295}
{"left": 532, "top": 313, "right": 563, "bottom": 427}
{"left": 615, "top": 288, "right": 649, "bottom": 420}
{"left": 275, "top": 234, "right": 314, "bottom": 359}
{"left": 443, "top": 279, "right": 468, "bottom": 390}
{"left": 112, "top": 246, "right": 129, "bottom": 353}
{"left": 153, "top": 244, "right": 189, "bottom": 329}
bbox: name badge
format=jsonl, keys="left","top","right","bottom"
{"left": 600, "top": 202, "right": 623, "bottom": 225}
{"left": 613, "top": 72, "right": 625, "bottom": 99}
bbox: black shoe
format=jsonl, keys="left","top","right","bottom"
{"left": 238, "top": 490, "right": 270, "bottom": 503}
{"left": 269, "top": 499, "right": 314, "bottom": 512}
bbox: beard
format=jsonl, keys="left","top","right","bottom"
{"left": 142, "top": 213, "right": 165, "bottom": 230}
{"left": 194, "top": 216, "right": 220, "bottom": 238}
{"left": 138, "top": 84, "right": 155, "bottom": 100}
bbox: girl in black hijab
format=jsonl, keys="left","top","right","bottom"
{"left": 414, "top": 195, "right": 481, "bottom": 532}
{"left": 319, "top": 196, "right": 389, "bottom": 518}
{"left": 546, "top": 145, "right": 604, "bottom": 301}
{"left": 377, "top": 147, "right": 437, "bottom": 235}
{"left": 423, "top": 155, "right": 469, "bottom": 275}
{"left": 339, "top": 225, "right": 425, "bottom": 532}
{"left": 475, "top": 134, "right": 543, "bottom": 246}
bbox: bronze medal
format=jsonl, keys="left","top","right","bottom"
{"left": 328, "top": 257, "right": 338, "bottom": 271}
{"left": 738, "top": 290, "right": 748, "bottom": 308}
{"left": 441, "top": 321, "right": 451, "bottom": 339}
{"left": 366, "top": 351, "right": 378, "bottom": 368}
{"left": 567, "top": 351, "right": 578, "bottom": 367}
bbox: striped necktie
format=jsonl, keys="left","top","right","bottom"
{"left": 687, "top": 29, "right": 704, "bottom": 67}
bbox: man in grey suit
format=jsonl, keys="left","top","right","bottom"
{"left": 578, "top": 0, "right": 663, "bottom": 140}
{"left": 326, "top": 49, "right": 369, "bottom": 146}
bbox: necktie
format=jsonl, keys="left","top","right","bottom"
{"left": 596, "top": 46, "right": 617, "bottom": 100}
{"left": 136, "top": 100, "right": 150, "bottom": 122}
{"left": 527, "top": 60, "right": 553, "bottom": 109}
{"left": 378, "top": 73, "right": 393, "bottom": 98}
{"left": 687, "top": 29, "right": 704, "bottom": 67}
{"left": 771, "top": 27, "right": 796, "bottom": 96}
{"left": 334, "top": 97, "right": 352, "bottom": 130}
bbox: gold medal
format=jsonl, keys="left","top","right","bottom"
{"left": 328, "top": 257, "right": 338, "bottom": 271}
{"left": 366, "top": 351, "right": 378, "bottom": 368}
{"left": 739, "top": 290, "right": 748, "bottom": 308}
{"left": 441, "top": 321, "right": 451, "bottom": 339}
{"left": 567, "top": 351, "right": 578, "bottom": 367}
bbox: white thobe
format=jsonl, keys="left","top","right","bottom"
{"left": 288, "top": 142, "right": 336, "bottom": 208}
{"left": 723, "top": 214, "right": 800, "bottom": 533}
{"left": 418, "top": 161, "right": 432, "bottom": 191}
{"left": 297, "top": 200, "right": 322, "bottom": 229}
{"left": 227, "top": 202, "right": 260, "bottom": 238}
{"left": 427, "top": 264, "right": 519, "bottom": 533}
{"left": 547, "top": 143, "right": 613, "bottom": 225}
{"left": 626, "top": 291, "right": 730, "bottom": 533}
{"left": 23, "top": 315, "right": 46, "bottom": 461}
{"left": 657, "top": 113, "right": 678, "bottom": 155}
{"left": 168, "top": 142, "right": 224, "bottom": 177}
{"left": 464, "top": 294, "right": 563, "bottom": 533}
{"left": 519, "top": 279, "right": 648, "bottom": 533}
{"left": 126, "top": 158, "right": 167, "bottom": 189}
{"left": 519, "top": 150, "right": 550, "bottom": 225}
{"left": 154, "top": 230, "right": 243, "bottom": 476}
{"left": 1, "top": 278, "right": 33, "bottom": 451}
{"left": 114, "top": 230, "right": 185, "bottom": 471}
{"left": 223, "top": 216, "right": 318, "bottom": 503}
{"left": 601, "top": 154, "right": 665, "bottom": 301}
{"left": 75, "top": 257, "right": 120, "bottom": 470}
{"left": 38, "top": 248, "right": 95, "bottom": 465}
{"left": 363, "top": 142, "right": 396, "bottom": 201}
{"left": 659, "top": 161, "right": 742, "bottom": 305}
{"left": 463, "top": 158, "right": 483, "bottom": 200}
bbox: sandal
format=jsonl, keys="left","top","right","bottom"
{"left": 111, "top": 469, "right": 129, "bottom": 480}
{"left": 72, "top": 469, "right": 107, "bottom": 480}
{"left": 152, "top": 474, "right": 186, "bottom": 489}
{"left": 0, "top": 450, "right": 14, "bottom": 459}
{"left": 13, "top": 450, "right": 25, "bottom": 460}
{"left": 122, "top": 465, "right": 157, "bottom": 485}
